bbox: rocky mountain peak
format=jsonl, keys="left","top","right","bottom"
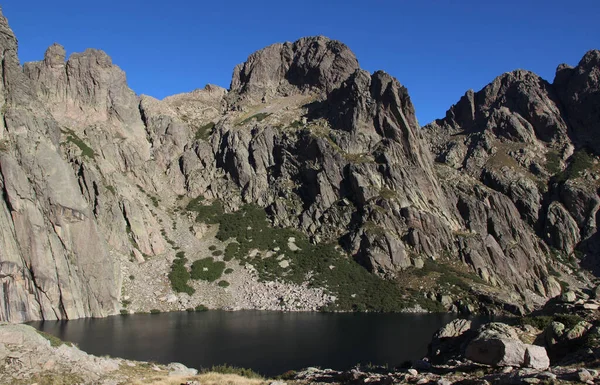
{"left": 0, "top": 8, "right": 16, "bottom": 46}
{"left": 43, "top": 43, "right": 66, "bottom": 67}
{"left": 554, "top": 49, "right": 600, "bottom": 153}
{"left": 229, "top": 35, "right": 359, "bottom": 103}
{"left": 24, "top": 44, "right": 142, "bottom": 128}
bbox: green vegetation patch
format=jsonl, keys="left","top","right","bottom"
{"left": 237, "top": 112, "right": 272, "bottom": 126}
{"left": 190, "top": 257, "right": 226, "bottom": 282}
{"left": 35, "top": 330, "right": 74, "bottom": 347}
{"left": 195, "top": 304, "right": 208, "bottom": 312}
{"left": 187, "top": 201, "right": 425, "bottom": 312}
{"left": 545, "top": 151, "right": 562, "bottom": 175}
{"left": 218, "top": 280, "right": 230, "bottom": 287}
{"left": 195, "top": 121, "right": 215, "bottom": 141}
{"left": 187, "top": 197, "right": 224, "bottom": 223}
{"left": 556, "top": 149, "right": 595, "bottom": 182}
{"left": 520, "top": 314, "right": 583, "bottom": 330}
{"left": 168, "top": 255, "right": 195, "bottom": 295}
{"left": 204, "top": 364, "right": 263, "bottom": 379}
{"left": 62, "top": 128, "right": 95, "bottom": 159}
{"left": 224, "top": 268, "right": 234, "bottom": 274}
{"left": 288, "top": 120, "right": 304, "bottom": 129}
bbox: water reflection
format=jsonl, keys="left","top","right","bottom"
{"left": 30, "top": 311, "right": 467, "bottom": 376}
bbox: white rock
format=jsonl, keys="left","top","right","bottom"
{"left": 524, "top": 345, "right": 550, "bottom": 370}
{"left": 279, "top": 260, "right": 290, "bottom": 268}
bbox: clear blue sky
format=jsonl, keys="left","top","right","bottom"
{"left": 2, "top": 0, "right": 599, "bottom": 125}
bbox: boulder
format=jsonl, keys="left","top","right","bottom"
{"left": 465, "top": 338, "right": 526, "bottom": 367}
{"left": 560, "top": 291, "right": 577, "bottom": 303}
{"left": 465, "top": 323, "right": 549, "bottom": 369}
{"left": 565, "top": 321, "right": 593, "bottom": 340}
{"left": 167, "top": 362, "right": 198, "bottom": 376}
{"left": 428, "top": 319, "right": 473, "bottom": 363}
{"left": 524, "top": 345, "right": 550, "bottom": 370}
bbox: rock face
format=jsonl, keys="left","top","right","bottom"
{"left": 0, "top": 7, "right": 598, "bottom": 322}
{"left": 464, "top": 323, "right": 550, "bottom": 369}
{"left": 229, "top": 36, "right": 359, "bottom": 102}
{"left": 0, "top": 10, "right": 119, "bottom": 322}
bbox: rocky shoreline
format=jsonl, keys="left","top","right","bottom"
{"left": 3, "top": 289, "right": 600, "bottom": 385}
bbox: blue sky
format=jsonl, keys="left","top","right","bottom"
{"left": 2, "top": 0, "right": 599, "bottom": 125}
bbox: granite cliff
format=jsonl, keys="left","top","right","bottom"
{"left": 0, "top": 7, "right": 598, "bottom": 322}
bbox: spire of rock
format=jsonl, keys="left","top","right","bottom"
{"left": 44, "top": 43, "right": 66, "bottom": 67}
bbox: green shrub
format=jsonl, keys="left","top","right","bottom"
{"left": 120, "top": 310, "right": 129, "bottom": 315}
{"left": 122, "top": 300, "right": 131, "bottom": 307}
{"left": 224, "top": 243, "right": 239, "bottom": 261}
{"left": 187, "top": 199, "right": 224, "bottom": 224}
{"left": 279, "top": 370, "right": 298, "bottom": 380}
{"left": 209, "top": 245, "right": 217, "bottom": 251}
{"left": 237, "top": 112, "right": 271, "bottom": 126}
{"left": 35, "top": 330, "right": 74, "bottom": 347}
{"left": 520, "top": 316, "right": 554, "bottom": 330}
{"left": 150, "top": 309, "right": 161, "bottom": 314}
{"left": 556, "top": 149, "right": 594, "bottom": 182}
{"left": 224, "top": 268, "right": 233, "bottom": 274}
{"left": 205, "top": 364, "right": 263, "bottom": 379}
{"left": 195, "top": 304, "right": 208, "bottom": 312}
{"left": 519, "top": 314, "right": 583, "bottom": 330}
{"left": 168, "top": 258, "right": 195, "bottom": 295}
{"left": 176, "top": 251, "right": 186, "bottom": 259}
{"left": 212, "top": 250, "right": 223, "bottom": 257}
{"left": 555, "top": 314, "right": 583, "bottom": 329}
{"left": 62, "top": 128, "right": 95, "bottom": 159}
{"left": 218, "top": 280, "right": 230, "bottom": 288}
{"left": 195, "top": 122, "right": 215, "bottom": 141}
{"left": 288, "top": 120, "right": 303, "bottom": 129}
{"left": 190, "top": 257, "right": 226, "bottom": 282}
{"left": 545, "top": 151, "right": 562, "bottom": 174}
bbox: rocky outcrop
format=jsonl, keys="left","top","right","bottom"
{"left": 0, "top": 10, "right": 120, "bottom": 322}
{"left": 424, "top": 49, "right": 600, "bottom": 287}
{"left": 464, "top": 323, "right": 550, "bottom": 369}
{"left": 229, "top": 36, "right": 359, "bottom": 103}
{"left": 554, "top": 50, "right": 600, "bottom": 154}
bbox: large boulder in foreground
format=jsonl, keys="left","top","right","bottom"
{"left": 464, "top": 323, "right": 550, "bottom": 369}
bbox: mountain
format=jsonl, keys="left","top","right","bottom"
{"left": 0, "top": 7, "right": 598, "bottom": 323}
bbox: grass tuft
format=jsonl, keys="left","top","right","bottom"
{"left": 190, "top": 257, "right": 226, "bottom": 282}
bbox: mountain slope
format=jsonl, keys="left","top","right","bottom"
{"left": 0, "top": 7, "right": 597, "bottom": 322}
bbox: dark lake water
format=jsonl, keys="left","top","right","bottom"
{"left": 29, "top": 311, "right": 485, "bottom": 376}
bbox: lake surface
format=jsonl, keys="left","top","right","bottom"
{"left": 29, "top": 311, "right": 484, "bottom": 376}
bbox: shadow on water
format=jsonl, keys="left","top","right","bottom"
{"left": 29, "top": 311, "right": 493, "bottom": 376}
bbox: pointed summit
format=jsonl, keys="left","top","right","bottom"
{"left": 44, "top": 43, "right": 66, "bottom": 67}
